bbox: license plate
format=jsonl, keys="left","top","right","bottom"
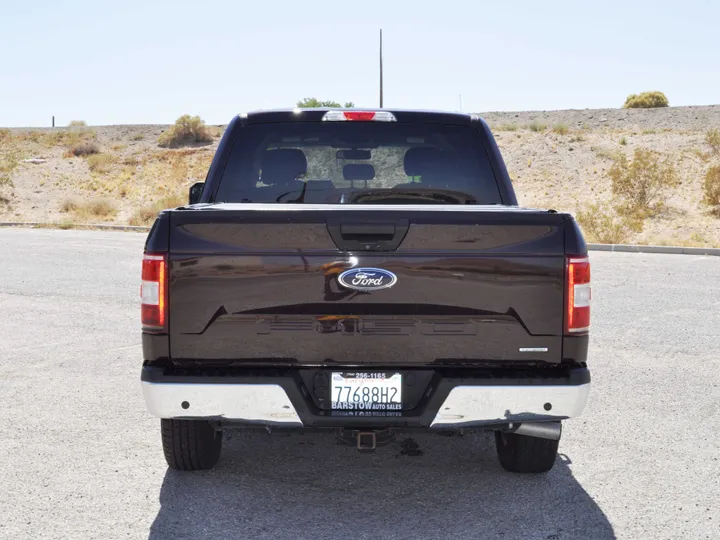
{"left": 331, "top": 372, "right": 402, "bottom": 411}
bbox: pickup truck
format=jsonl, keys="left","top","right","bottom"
{"left": 140, "top": 108, "right": 591, "bottom": 474}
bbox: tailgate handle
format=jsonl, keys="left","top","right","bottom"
{"left": 327, "top": 219, "right": 410, "bottom": 251}
{"left": 340, "top": 223, "right": 396, "bottom": 238}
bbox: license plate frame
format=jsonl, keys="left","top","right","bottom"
{"left": 330, "top": 372, "right": 402, "bottom": 412}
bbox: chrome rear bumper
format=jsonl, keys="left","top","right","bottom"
{"left": 429, "top": 383, "right": 590, "bottom": 428}
{"left": 142, "top": 382, "right": 303, "bottom": 426}
{"left": 142, "top": 379, "right": 590, "bottom": 428}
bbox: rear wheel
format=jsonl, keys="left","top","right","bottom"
{"left": 494, "top": 430, "right": 560, "bottom": 473}
{"left": 161, "top": 419, "right": 223, "bottom": 471}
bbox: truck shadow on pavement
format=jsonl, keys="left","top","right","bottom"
{"left": 149, "top": 430, "right": 615, "bottom": 540}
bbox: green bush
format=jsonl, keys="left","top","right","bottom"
{"left": 623, "top": 91, "right": 669, "bottom": 109}
{"left": 297, "top": 98, "right": 354, "bottom": 108}
{"left": 608, "top": 148, "right": 678, "bottom": 216}
{"left": 158, "top": 115, "right": 213, "bottom": 148}
{"left": 576, "top": 203, "right": 644, "bottom": 244}
{"left": 702, "top": 165, "right": 720, "bottom": 216}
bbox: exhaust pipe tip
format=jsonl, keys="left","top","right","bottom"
{"left": 508, "top": 421, "right": 562, "bottom": 440}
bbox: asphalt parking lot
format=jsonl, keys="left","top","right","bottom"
{"left": 0, "top": 228, "right": 718, "bottom": 540}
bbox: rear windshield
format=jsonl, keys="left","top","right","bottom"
{"left": 215, "top": 122, "right": 502, "bottom": 205}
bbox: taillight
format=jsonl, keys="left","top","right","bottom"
{"left": 141, "top": 253, "right": 167, "bottom": 331}
{"left": 322, "top": 110, "right": 397, "bottom": 122}
{"left": 566, "top": 256, "right": 591, "bottom": 334}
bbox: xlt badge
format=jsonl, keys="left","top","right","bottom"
{"left": 338, "top": 267, "right": 397, "bottom": 291}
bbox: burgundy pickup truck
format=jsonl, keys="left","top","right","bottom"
{"left": 140, "top": 108, "right": 591, "bottom": 473}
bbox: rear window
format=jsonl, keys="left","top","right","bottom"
{"left": 215, "top": 122, "right": 502, "bottom": 205}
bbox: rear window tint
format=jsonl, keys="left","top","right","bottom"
{"left": 215, "top": 122, "right": 502, "bottom": 205}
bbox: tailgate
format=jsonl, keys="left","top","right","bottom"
{"left": 167, "top": 205, "right": 567, "bottom": 366}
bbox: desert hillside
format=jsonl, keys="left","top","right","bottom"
{"left": 1, "top": 105, "right": 719, "bottom": 246}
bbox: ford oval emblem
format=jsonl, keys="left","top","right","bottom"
{"left": 338, "top": 267, "right": 397, "bottom": 291}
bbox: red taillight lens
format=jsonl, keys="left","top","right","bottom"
{"left": 141, "top": 253, "right": 167, "bottom": 330}
{"left": 566, "top": 256, "right": 591, "bottom": 334}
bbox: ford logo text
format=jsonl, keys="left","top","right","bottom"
{"left": 338, "top": 268, "right": 397, "bottom": 291}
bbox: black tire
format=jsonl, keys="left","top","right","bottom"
{"left": 494, "top": 430, "right": 560, "bottom": 474}
{"left": 161, "top": 419, "right": 223, "bottom": 471}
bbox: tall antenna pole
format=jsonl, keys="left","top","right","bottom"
{"left": 379, "top": 29, "right": 384, "bottom": 108}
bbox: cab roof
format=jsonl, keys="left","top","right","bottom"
{"left": 239, "top": 108, "right": 480, "bottom": 126}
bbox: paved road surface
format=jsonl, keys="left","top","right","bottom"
{"left": 0, "top": 229, "right": 718, "bottom": 540}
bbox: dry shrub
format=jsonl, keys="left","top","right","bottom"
{"left": 527, "top": 121, "right": 547, "bottom": 132}
{"left": 158, "top": 115, "right": 212, "bottom": 148}
{"left": 129, "top": 194, "right": 185, "bottom": 226}
{"left": 60, "top": 197, "right": 117, "bottom": 221}
{"left": 1, "top": 148, "right": 19, "bottom": 189}
{"left": 623, "top": 91, "right": 669, "bottom": 109}
{"left": 0, "top": 128, "right": 11, "bottom": 142}
{"left": 87, "top": 153, "right": 115, "bottom": 173}
{"left": 552, "top": 123, "right": 569, "bottom": 135}
{"left": 68, "top": 120, "right": 87, "bottom": 127}
{"left": 576, "top": 204, "right": 644, "bottom": 244}
{"left": 609, "top": 148, "right": 678, "bottom": 216}
{"left": 706, "top": 129, "right": 720, "bottom": 155}
{"left": 68, "top": 141, "right": 100, "bottom": 157}
{"left": 702, "top": 165, "right": 720, "bottom": 216}
{"left": 60, "top": 197, "right": 80, "bottom": 213}
{"left": 496, "top": 124, "right": 518, "bottom": 132}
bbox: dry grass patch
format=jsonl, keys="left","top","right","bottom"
{"left": 87, "top": 153, "right": 116, "bottom": 173}
{"left": 552, "top": 123, "right": 569, "bottom": 135}
{"left": 527, "top": 121, "right": 547, "bottom": 132}
{"left": 129, "top": 194, "right": 185, "bottom": 226}
{"left": 592, "top": 146, "right": 623, "bottom": 162}
{"left": 60, "top": 197, "right": 117, "bottom": 221}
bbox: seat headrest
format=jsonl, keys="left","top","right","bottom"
{"left": 403, "top": 147, "right": 447, "bottom": 176}
{"left": 261, "top": 149, "right": 307, "bottom": 185}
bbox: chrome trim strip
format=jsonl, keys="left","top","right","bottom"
{"left": 141, "top": 382, "right": 303, "bottom": 426}
{"left": 430, "top": 383, "right": 590, "bottom": 428}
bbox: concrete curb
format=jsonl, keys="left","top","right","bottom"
{"left": 0, "top": 222, "right": 151, "bottom": 232}
{"left": 587, "top": 243, "right": 720, "bottom": 256}
{"left": 1, "top": 222, "right": 719, "bottom": 255}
